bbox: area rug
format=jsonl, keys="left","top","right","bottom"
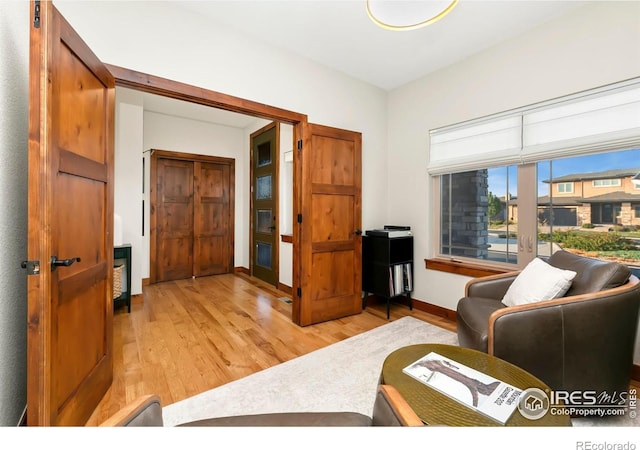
{"left": 161, "top": 316, "right": 638, "bottom": 427}
{"left": 162, "top": 316, "right": 458, "bottom": 426}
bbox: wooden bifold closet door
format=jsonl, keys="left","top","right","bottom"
{"left": 152, "top": 151, "right": 234, "bottom": 283}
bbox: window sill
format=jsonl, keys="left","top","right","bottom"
{"left": 424, "top": 258, "right": 512, "bottom": 278}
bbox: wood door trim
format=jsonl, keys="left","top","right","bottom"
{"left": 106, "top": 64, "right": 307, "bottom": 125}
{"left": 150, "top": 150, "right": 235, "bottom": 283}
{"left": 249, "top": 122, "right": 279, "bottom": 286}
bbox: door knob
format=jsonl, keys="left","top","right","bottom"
{"left": 51, "top": 256, "right": 81, "bottom": 271}
{"left": 355, "top": 229, "right": 363, "bottom": 236}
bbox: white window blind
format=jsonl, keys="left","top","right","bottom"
{"left": 428, "top": 79, "right": 640, "bottom": 175}
{"left": 428, "top": 116, "right": 522, "bottom": 174}
{"left": 521, "top": 84, "right": 640, "bottom": 162}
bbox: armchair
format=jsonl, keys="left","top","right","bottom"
{"left": 98, "top": 384, "right": 424, "bottom": 427}
{"left": 456, "top": 250, "right": 640, "bottom": 402}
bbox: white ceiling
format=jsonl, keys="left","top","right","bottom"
{"left": 168, "top": 0, "right": 589, "bottom": 91}
{"left": 126, "top": 0, "right": 590, "bottom": 126}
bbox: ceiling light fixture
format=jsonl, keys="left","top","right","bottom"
{"left": 366, "top": 0, "right": 458, "bottom": 31}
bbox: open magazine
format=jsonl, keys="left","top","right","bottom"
{"left": 402, "top": 352, "right": 522, "bottom": 424}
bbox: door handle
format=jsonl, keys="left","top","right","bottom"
{"left": 355, "top": 229, "right": 362, "bottom": 236}
{"left": 51, "top": 256, "right": 81, "bottom": 271}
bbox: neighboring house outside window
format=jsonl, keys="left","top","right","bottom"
{"left": 541, "top": 168, "right": 640, "bottom": 227}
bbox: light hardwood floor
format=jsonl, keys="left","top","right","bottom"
{"left": 86, "top": 272, "right": 455, "bottom": 425}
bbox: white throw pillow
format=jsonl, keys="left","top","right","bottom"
{"left": 501, "top": 257, "right": 577, "bottom": 307}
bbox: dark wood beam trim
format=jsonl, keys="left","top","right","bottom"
{"left": 281, "top": 234, "right": 293, "bottom": 243}
{"left": 105, "top": 64, "right": 307, "bottom": 125}
{"left": 425, "top": 258, "right": 511, "bottom": 278}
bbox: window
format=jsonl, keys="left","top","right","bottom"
{"left": 437, "top": 149, "right": 640, "bottom": 270}
{"left": 557, "top": 182, "right": 573, "bottom": 193}
{"left": 431, "top": 79, "right": 640, "bottom": 271}
{"left": 440, "top": 166, "right": 517, "bottom": 265}
{"left": 593, "top": 179, "right": 621, "bottom": 187}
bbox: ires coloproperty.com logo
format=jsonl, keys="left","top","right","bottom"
{"left": 517, "top": 387, "right": 637, "bottom": 419}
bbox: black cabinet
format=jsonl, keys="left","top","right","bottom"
{"left": 114, "top": 244, "right": 132, "bottom": 313}
{"left": 362, "top": 234, "right": 413, "bottom": 319}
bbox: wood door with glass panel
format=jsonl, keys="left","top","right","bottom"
{"left": 251, "top": 124, "right": 278, "bottom": 286}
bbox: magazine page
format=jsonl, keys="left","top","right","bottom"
{"left": 402, "top": 352, "right": 522, "bottom": 424}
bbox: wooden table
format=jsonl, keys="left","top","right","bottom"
{"left": 380, "top": 343, "right": 571, "bottom": 426}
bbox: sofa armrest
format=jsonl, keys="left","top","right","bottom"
{"left": 465, "top": 271, "right": 519, "bottom": 299}
{"left": 373, "top": 385, "right": 424, "bottom": 427}
{"left": 98, "top": 394, "right": 163, "bottom": 427}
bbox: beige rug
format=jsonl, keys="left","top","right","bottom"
{"left": 162, "top": 316, "right": 457, "bottom": 426}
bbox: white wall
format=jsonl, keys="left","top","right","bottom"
{"left": 115, "top": 89, "right": 144, "bottom": 296}
{"left": 0, "top": 1, "right": 29, "bottom": 426}
{"left": 279, "top": 124, "right": 294, "bottom": 288}
{"left": 386, "top": 2, "right": 640, "bottom": 362}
